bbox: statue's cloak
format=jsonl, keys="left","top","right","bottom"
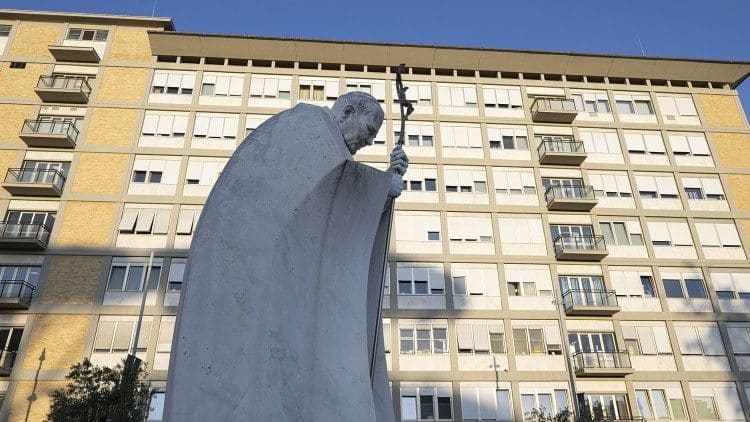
{"left": 164, "top": 103, "right": 395, "bottom": 421}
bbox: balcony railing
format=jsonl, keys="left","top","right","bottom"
{"left": 562, "top": 289, "right": 618, "bottom": 311}
{"left": 0, "top": 222, "right": 52, "bottom": 249}
{"left": 0, "top": 349, "right": 17, "bottom": 374}
{"left": 531, "top": 97, "right": 579, "bottom": 123}
{"left": 35, "top": 75, "right": 92, "bottom": 103}
{"left": 545, "top": 185, "right": 596, "bottom": 203}
{"left": 537, "top": 139, "right": 587, "bottom": 165}
{"left": 4, "top": 168, "right": 66, "bottom": 196}
{"left": 0, "top": 280, "right": 35, "bottom": 308}
{"left": 573, "top": 350, "right": 632, "bottom": 372}
{"left": 20, "top": 119, "right": 79, "bottom": 148}
{"left": 553, "top": 234, "right": 608, "bottom": 261}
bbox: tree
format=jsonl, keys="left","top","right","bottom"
{"left": 525, "top": 407, "right": 573, "bottom": 421}
{"left": 47, "top": 357, "right": 151, "bottom": 422}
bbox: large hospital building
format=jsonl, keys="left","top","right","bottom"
{"left": 0, "top": 8, "right": 749, "bottom": 421}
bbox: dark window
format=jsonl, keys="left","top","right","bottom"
{"left": 424, "top": 179, "right": 437, "bottom": 192}
{"left": 148, "top": 172, "right": 162, "bottom": 183}
{"left": 641, "top": 276, "right": 656, "bottom": 297}
{"left": 685, "top": 188, "right": 703, "bottom": 199}
{"left": 419, "top": 395, "right": 434, "bottom": 419}
{"left": 715, "top": 290, "right": 735, "bottom": 299}
{"left": 437, "top": 397, "right": 452, "bottom": 419}
{"left": 9, "top": 62, "right": 25, "bottom": 69}
{"left": 685, "top": 279, "right": 707, "bottom": 298}
{"left": 133, "top": 171, "right": 147, "bottom": 183}
{"left": 663, "top": 279, "right": 684, "bottom": 298}
{"left": 427, "top": 231, "right": 440, "bottom": 241}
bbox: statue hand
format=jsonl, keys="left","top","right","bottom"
{"left": 388, "top": 173, "right": 404, "bottom": 198}
{"left": 387, "top": 144, "right": 409, "bottom": 176}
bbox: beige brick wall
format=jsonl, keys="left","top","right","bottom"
{"left": 696, "top": 94, "right": 747, "bottom": 127}
{"left": 742, "top": 220, "right": 750, "bottom": 247}
{"left": 8, "top": 380, "right": 66, "bottom": 422}
{"left": 0, "top": 150, "right": 21, "bottom": 180}
{"left": 55, "top": 201, "right": 117, "bottom": 248}
{"left": 0, "top": 104, "right": 34, "bottom": 144}
{"left": 70, "top": 153, "right": 128, "bottom": 194}
{"left": 41, "top": 255, "right": 104, "bottom": 304}
{"left": 109, "top": 26, "right": 153, "bottom": 62}
{"left": 711, "top": 132, "right": 750, "bottom": 168}
{"left": 726, "top": 174, "right": 750, "bottom": 211}
{"left": 97, "top": 67, "right": 149, "bottom": 103}
{"left": 85, "top": 108, "right": 139, "bottom": 147}
{"left": 0, "top": 63, "right": 48, "bottom": 99}
{"left": 22, "top": 314, "right": 89, "bottom": 371}
{"left": 7, "top": 22, "right": 62, "bottom": 58}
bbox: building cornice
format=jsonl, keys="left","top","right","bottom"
{"left": 0, "top": 9, "right": 174, "bottom": 30}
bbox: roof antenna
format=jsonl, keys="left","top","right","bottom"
{"left": 637, "top": 34, "right": 646, "bottom": 56}
{"left": 151, "top": 0, "right": 157, "bottom": 17}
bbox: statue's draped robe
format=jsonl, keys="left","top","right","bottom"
{"left": 164, "top": 104, "right": 395, "bottom": 421}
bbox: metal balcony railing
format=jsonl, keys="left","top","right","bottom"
{"left": 5, "top": 168, "right": 66, "bottom": 190}
{"left": 562, "top": 289, "right": 618, "bottom": 309}
{"left": 0, "top": 222, "right": 52, "bottom": 244}
{"left": 553, "top": 234, "right": 606, "bottom": 253}
{"left": 545, "top": 185, "right": 596, "bottom": 203}
{"left": 0, "top": 348, "right": 17, "bottom": 372}
{"left": 573, "top": 350, "right": 632, "bottom": 371}
{"left": 20, "top": 119, "right": 80, "bottom": 143}
{"left": 0, "top": 280, "right": 35, "bottom": 305}
{"left": 531, "top": 97, "right": 578, "bottom": 112}
{"left": 537, "top": 139, "right": 585, "bottom": 155}
{"left": 37, "top": 75, "right": 92, "bottom": 95}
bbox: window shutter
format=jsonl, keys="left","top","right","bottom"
{"left": 624, "top": 133, "right": 645, "bottom": 152}
{"left": 483, "top": 88, "right": 496, "bottom": 104}
{"left": 696, "top": 223, "right": 720, "bottom": 247}
{"left": 454, "top": 127, "right": 469, "bottom": 147}
{"left": 728, "top": 328, "right": 750, "bottom": 354}
{"left": 467, "top": 271, "right": 484, "bottom": 295}
{"left": 535, "top": 269, "right": 553, "bottom": 292}
{"left": 223, "top": 117, "right": 238, "bottom": 138}
{"left": 262, "top": 78, "right": 278, "bottom": 97}
{"left": 214, "top": 75, "right": 230, "bottom": 96}
{"left": 601, "top": 174, "right": 617, "bottom": 192}
{"left": 421, "top": 124, "right": 434, "bottom": 137}
{"left": 249, "top": 77, "right": 264, "bottom": 96}
{"left": 669, "top": 135, "right": 690, "bottom": 153}
{"left": 418, "top": 85, "right": 431, "bottom": 101}
{"left": 429, "top": 267, "right": 445, "bottom": 290}
{"left": 544, "top": 325, "right": 561, "bottom": 345}
{"left": 141, "top": 114, "right": 158, "bottom": 135}
{"left": 647, "top": 222, "right": 670, "bottom": 243}
{"left": 193, "top": 116, "right": 210, "bottom": 136}
{"left": 716, "top": 223, "right": 741, "bottom": 247}
{"left": 477, "top": 388, "right": 496, "bottom": 420}
{"left": 625, "top": 220, "right": 642, "bottom": 235}
{"left": 468, "top": 127, "right": 482, "bottom": 148}
{"left": 152, "top": 209, "right": 171, "bottom": 234}
{"left": 493, "top": 171, "right": 508, "bottom": 190}
{"left": 656, "top": 176, "right": 678, "bottom": 195}
{"left": 698, "top": 326, "right": 725, "bottom": 355}
{"left": 636, "top": 175, "right": 657, "bottom": 193}
{"left": 93, "top": 321, "right": 116, "bottom": 350}
{"left": 733, "top": 273, "right": 750, "bottom": 293}
{"left": 593, "top": 132, "right": 608, "bottom": 153}
{"left": 176, "top": 209, "right": 196, "bottom": 234}
{"left": 687, "top": 136, "right": 710, "bottom": 155}
{"left": 136, "top": 320, "right": 151, "bottom": 349}
{"left": 461, "top": 388, "right": 479, "bottom": 420}
{"left": 621, "top": 325, "right": 637, "bottom": 340}
{"left": 674, "top": 326, "right": 701, "bottom": 354}
{"left": 506, "top": 172, "right": 522, "bottom": 191}
{"left": 278, "top": 78, "right": 291, "bottom": 93}
{"left": 483, "top": 269, "right": 500, "bottom": 296}
{"left": 208, "top": 117, "right": 224, "bottom": 138}
{"left": 180, "top": 74, "right": 195, "bottom": 90}
{"left": 156, "top": 115, "right": 173, "bottom": 136}
{"left": 372, "top": 83, "right": 385, "bottom": 101}
{"left": 580, "top": 131, "right": 595, "bottom": 153}
{"left": 473, "top": 325, "right": 490, "bottom": 351}
{"left": 610, "top": 271, "right": 629, "bottom": 295}
{"left": 615, "top": 174, "right": 632, "bottom": 194}
{"left": 444, "top": 169, "right": 459, "bottom": 187}
{"left": 157, "top": 317, "right": 175, "bottom": 352}
{"left": 508, "top": 89, "right": 522, "bottom": 107}
{"left": 229, "top": 76, "right": 244, "bottom": 96}
{"left": 652, "top": 326, "right": 672, "bottom": 354}
{"left": 605, "top": 132, "right": 621, "bottom": 153}
{"left": 186, "top": 161, "right": 203, "bottom": 182}
{"left": 702, "top": 178, "right": 724, "bottom": 196}
{"left": 324, "top": 81, "right": 339, "bottom": 99}
{"left": 710, "top": 273, "right": 734, "bottom": 292}
{"left": 674, "top": 97, "right": 697, "bottom": 116}
{"left": 637, "top": 327, "right": 658, "bottom": 355}
{"left": 456, "top": 324, "right": 474, "bottom": 350}
{"left": 382, "top": 322, "right": 391, "bottom": 352}
{"left": 644, "top": 134, "right": 665, "bottom": 153}
{"left": 528, "top": 218, "right": 545, "bottom": 244}
{"left": 668, "top": 222, "right": 693, "bottom": 246}
{"left": 521, "top": 172, "right": 535, "bottom": 189}
{"left": 173, "top": 116, "right": 188, "bottom": 135}
{"left": 112, "top": 321, "right": 134, "bottom": 351}
{"left": 135, "top": 209, "right": 156, "bottom": 233}
{"left": 681, "top": 177, "right": 701, "bottom": 189}
{"left": 450, "top": 87, "right": 464, "bottom": 106}
{"left": 152, "top": 72, "right": 168, "bottom": 87}
{"left": 118, "top": 209, "right": 139, "bottom": 232}
{"left": 657, "top": 96, "right": 678, "bottom": 116}
{"left": 440, "top": 125, "right": 455, "bottom": 147}
{"left": 464, "top": 86, "right": 477, "bottom": 104}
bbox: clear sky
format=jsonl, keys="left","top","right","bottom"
{"left": 6, "top": 0, "right": 750, "bottom": 114}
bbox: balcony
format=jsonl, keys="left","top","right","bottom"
{"left": 0, "top": 222, "right": 52, "bottom": 250}
{"left": 573, "top": 350, "right": 633, "bottom": 377}
{"left": 537, "top": 139, "right": 587, "bottom": 165}
{"left": 545, "top": 185, "right": 597, "bottom": 211}
{"left": 19, "top": 120, "right": 79, "bottom": 148}
{"left": 0, "top": 349, "right": 17, "bottom": 375}
{"left": 48, "top": 45, "right": 100, "bottom": 63}
{"left": 530, "top": 97, "right": 578, "bottom": 123}
{"left": 553, "top": 234, "right": 608, "bottom": 261}
{"left": 35, "top": 75, "right": 92, "bottom": 103}
{"left": 561, "top": 289, "right": 620, "bottom": 316}
{"left": 3, "top": 168, "right": 66, "bottom": 197}
{"left": 0, "top": 281, "right": 35, "bottom": 309}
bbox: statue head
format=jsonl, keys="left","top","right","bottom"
{"left": 332, "top": 92, "right": 385, "bottom": 154}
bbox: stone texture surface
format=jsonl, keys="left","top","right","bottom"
{"left": 96, "top": 67, "right": 148, "bottom": 103}
{"left": 711, "top": 132, "right": 750, "bottom": 168}
{"left": 165, "top": 104, "right": 394, "bottom": 421}
{"left": 8, "top": 22, "right": 62, "bottom": 58}
{"left": 70, "top": 153, "right": 128, "bottom": 194}
{"left": 697, "top": 94, "right": 747, "bottom": 127}
{"left": 8, "top": 380, "right": 66, "bottom": 422}
{"left": 85, "top": 108, "right": 139, "bottom": 147}
{"left": 726, "top": 174, "right": 750, "bottom": 211}
{"left": 742, "top": 220, "right": 750, "bottom": 247}
{"left": 0, "top": 63, "right": 48, "bottom": 98}
{"left": 41, "top": 255, "right": 103, "bottom": 304}
{"left": 55, "top": 201, "right": 117, "bottom": 248}
{"left": 0, "top": 104, "right": 33, "bottom": 144}
{"left": 109, "top": 27, "right": 153, "bottom": 62}
{"left": 0, "top": 150, "right": 20, "bottom": 180}
{"left": 22, "top": 314, "right": 89, "bottom": 371}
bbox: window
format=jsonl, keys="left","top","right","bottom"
{"left": 695, "top": 221, "right": 742, "bottom": 248}
{"left": 661, "top": 270, "right": 707, "bottom": 299}
{"left": 587, "top": 172, "right": 632, "bottom": 198}
{"left": 0, "top": 25, "right": 10, "bottom": 37}
{"left": 506, "top": 265, "right": 553, "bottom": 297}
{"left": 402, "top": 167, "right": 438, "bottom": 192}
{"left": 155, "top": 317, "right": 175, "bottom": 359}
{"left": 656, "top": 95, "right": 698, "bottom": 119}
{"left": 690, "top": 384, "right": 744, "bottom": 420}
{"left": 493, "top": 168, "right": 536, "bottom": 195}
{"left": 249, "top": 75, "right": 291, "bottom": 99}
{"left": 647, "top": 221, "right": 693, "bottom": 247}
{"left": 668, "top": 133, "right": 710, "bottom": 156}
{"left": 118, "top": 207, "right": 171, "bottom": 235}
{"left": 579, "top": 393, "right": 631, "bottom": 420}
{"left": 609, "top": 269, "right": 657, "bottom": 298}
{"left": 451, "top": 264, "right": 500, "bottom": 297}
{"left": 568, "top": 332, "right": 617, "bottom": 355}
{"left": 621, "top": 325, "right": 672, "bottom": 355}
{"left": 3, "top": 210, "right": 56, "bottom": 237}
{"left": 437, "top": 84, "right": 477, "bottom": 107}
{"left": 167, "top": 259, "right": 186, "bottom": 292}
{"left": 444, "top": 167, "right": 487, "bottom": 193}
{"left": 200, "top": 73, "right": 244, "bottom": 97}
{"left": 151, "top": 71, "right": 195, "bottom": 95}
{"left": 133, "top": 170, "right": 161, "bottom": 183}
{"left": 0, "top": 265, "right": 41, "bottom": 293}
{"left": 727, "top": 325, "right": 750, "bottom": 355}
{"left": 401, "top": 387, "right": 452, "bottom": 421}
{"left": 17, "top": 160, "right": 70, "bottom": 182}
{"left": 141, "top": 112, "right": 188, "bottom": 138}
{"left": 623, "top": 132, "right": 665, "bottom": 155}
{"left": 66, "top": 28, "right": 109, "bottom": 41}
{"left": 396, "top": 124, "right": 434, "bottom": 147}
{"left": 298, "top": 77, "right": 338, "bottom": 101}
{"left": 9, "top": 62, "right": 25, "bottom": 69}
{"left": 0, "top": 327, "right": 23, "bottom": 368}
{"left": 692, "top": 396, "right": 719, "bottom": 419}
{"left": 440, "top": 124, "right": 483, "bottom": 149}
{"left": 482, "top": 85, "right": 523, "bottom": 109}
{"left": 147, "top": 388, "right": 166, "bottom": 421}
{"left": 559, "top": 275, "right": 605, "bottom": 297}
{"left": 571, "top": 91, "right": 610, "bottom": 112}
{"left": 711, "top": 272, "right": 750, "bottom": 301}
{"left": 599, "top": 221, "right": 643, "bottom": 246}
{"left": 490, "top": 127, "right": 528, "bottom": 150}
{"left": 636, "top": 388, "right": 685, "bottom": 420}
{"left": 614, "top": 93, "right": 654, "bottom": 115}
{"left": 106, "top": 258, "right": 162, "bottom": 292}
{"left": 456, "top": 321, "right": 505, "bottom": 354}
{"left": 579, "top": 130, "right": 621, "bottom": 154}
{"left": 92, "top": 317, "right": 150, "bottom": 353}
{"left": 244, "top": 114, "right": 272, "bottom": 137}
{"left": 393, "top": 82, "right": 432, "bottom": 106}
{"left": 184, "top": 159, "right": 226, "bottom": 187}
{"left": 394, "top": 212, "right": 441, "bottom": 242}
{"left": 549, "top": 224, "right": 595, "bottom": 244}
{"left": 193, "top": 114, "right": 239, "bottom": 139}
{"left": 498, "top": 216, "right": 545, "bottom": 246}
{"left": 512, "top": 324, "right": 561, "bottom": 355}
{"left": 397, "top": 264, "right": 444, "bottom": 295}
{"left": 346, "top": 79, "right": 385, "bottom": 102}
{"left": 176, "top": 206, "right": 201, "bottom": 235}
{"left": 674, "top": 324, "right": 725, "bottom": 356}
{"left": 460, "top": 386, "right": 513, "bottom": 420}
{"left": 399, "top": 323, "right": 448, "bottom": 354}
{"left": 635, "top": 173, "right": 679, "bottom": 199}
{"left": 520, "top": 390, "right": 569, "bottom": 418}
{"left": 446, "top": 215, "right": 493, "bottom": 242}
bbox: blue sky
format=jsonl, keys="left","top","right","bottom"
{"left": 7, "top": 0, "right": 750, "bottom": 113}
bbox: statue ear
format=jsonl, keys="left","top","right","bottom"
{"left": 342, "top": 104, "right": 356, "bottom": 119}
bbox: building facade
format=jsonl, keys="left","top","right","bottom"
{"left": 0, "top": 8, "right": 749, "bottom": 421}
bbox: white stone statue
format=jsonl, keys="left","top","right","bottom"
{"left": 164, "top": 92, "right": 407, "bottom": 421}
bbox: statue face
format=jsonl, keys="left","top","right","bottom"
{"left": 340, "top": 105, "right": 383, "bottom": 154}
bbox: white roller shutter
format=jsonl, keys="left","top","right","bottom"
{"left": 429, "top": 267, "right": 444, "bottom": 290}
{"left": 644, "top": 134, "right": 665, "bottom": 153}
{"left": 118, "top": 209, "right": 139, "bottom": 232}
{"left": 444, "top": 169, "right": 459, "bottom": 187}
{"left": 450, "top": 86, "right": 464, "bottom": 106}
{"left": 508, "top": 89, "right": 522, "bottom": 107}
{"left": 674, "top": 326, "right": 701, "bottom": 354}
{"left": 636, "top": 175, "right": 657, "bottom": 193}
{"left": 637, "top": 327, "right": 657, "bottom": 355}
{"left": 157, "top": 317, "right": 175, "bottom": 352}
{"left": 652, "top": 326, "right": 672, "bottom": 354}
{"left": 173, "top": 116, "right": 188, "bottom": 135}
{"left": 464, "top": 86, "right": 477, "bottom": 104}
{"left": 656, "top": 176, "right": 678, "bottom": 195}
{"left": 141, "top": 114, "right": 158, "bottom": 135}
{"left": 675, "top": 97, "right": 697, "bottom": 116}
{"left": 156, "top": 115, "right": 173, "bottom": 136}
{"left": 454, "top": 127, "right": 469, "bottom": 147}
{"left": 176, "top": 209, "right": 195, "bottom": 234}
{"left": 702, "top": 178, "right": 724, "bottom": 196}
{"left": 382, "top": 322, "right": 391, "bottom": 352}
{"left": 716, "top": 223, "right": 741, "bottom": 246}
{"left": 483, "top": 269, "right": 500, "bottom": 296}
{"left": 112, "top": 321, "right": 134, "bottom": 351}
{"left": 626, "top": 220, "right": 642, "bottom": 235}
{"left": 681, "top": 177, "right": 701, "bottom": 189}
{"left": 669, "top": 135, "right": 690, "bottom": 153}
{"left": 521, "top": 172, "right": 535, "bottom": 189}
{"left": 208, "top": 117, "right": 223, "bottom": 138}
{"left": 180, "top": 74, "right": 195, "bottom": 90}
{"left": 493, "top": 171, "right": 508, "bottom": 190}
{"left": 223, "top": 117, "right": 238, "bottom": 138}
{"left": 215, "top": 76, "right": 230, "bottom": 96}
{"left": 152, "top": 72, "right": 168, "bottom": 87}
{"left": 461, "top": 388, "right": 479, "bottom": 420}
{"left": 698, "top": 326, "right": 725, "bottom": 355}
{"left": 418, "top": 85, "right": 431, "bottom": 101}
{"left": 135, "top": 209, "right": 156, "bottom": 233}
{"left": 535, "top": 269, "right": 553, "bottom": 292}
{"left": 193, "top": 116, "right": 209, "bottom": 136}
{"left": 605, "top": 132, "right": 621, "bottom": 153}
{"left": 483, "top": 88, "right": 496, "bottom": 104}
{"left": 734, "top": 273, "right": 750, "bottom": 293}
{"left": 506, "top": 172, "right": 522, "bottom": 191}
{"left": 647, "top": 222, "right": 670, "bottom": 243}
{"left": 468, "top": 127, "right": 482, "bottom": 147}
{"left": 93, "top": 320, "right": 116, "bottom": 350}
{"left": 324, "top": 81, "right": 339, "bottom": 99}
{"left": 456, "top": 324, "right": 474, "bottom": 350}
{"left": 593, "top": 132, "right": 608, "bottom": 153}
{"left": 278, "top": 78, "right": 291, "bottom": 93}
{"left": 657, "top": 96, "right": 678, "bottom": 116}
{"left": 544, "top": 325, "right": 561, "bottom": 346}
{"left": 229, "top": 76, "right": 244, "bottom": 96}
{"left": 249, "top": 77, "right": 264, "bottom": 96}
{"left": 372, "top": 83, "right": 385, "bottom": 101}
{"left": 711, "top": 273, "right": 734, "bottom": 292}
{"left": 152, "top": 209, "right": 170, "bottom": 234}
{"left": 687, "top": 136, "right": 710, "bottom": 155}
{"left": 728, "top": 327, "right": 750, "bottom": 354}
{"left": 668, "top": 222, "right": 693, "bottom": 246}
{"left": 473, "top": 325, "right": 490, "bottom": 352}
{"left": 696, "top": 223, "right": 720, "bottom": 246}
{"left": 624, "top": 133, "right": 645, "bottom": 152}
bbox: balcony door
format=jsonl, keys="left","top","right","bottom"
{"left": 578, "top": 393, "right": 632, "bottom": 421}
{"left": 569, "top": 332, "right": 617, "bottom": 369}
{"left": 550, "top": 224, "right": 594, "bottom": 249}
{"left": 0, "top": 327, "right": 23, "bottom": 369}
{"left": 559, "top": 275, "right": 604, "bottom": 305}
{"left": 0, "top": 265, "right": 40, "bottom": 299}
{"left": 4, "top": 211, "right": 56, "bottom": 240}
{"left": 20, "top": 161, "right": 69, "bottom": 184}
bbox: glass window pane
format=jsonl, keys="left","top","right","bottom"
{"left": 437, "top": 396, "right": 451, "bottom": 419}
{"left": 685, "top": 279, "right": 707, "bottom": 298}
{"left": 635, "top": 390, "right": 653, "bottom": 419}
{"left": 521, "top": 394, "right": 535, "bottom": 416}
{"left": 419, "top": 395, "right": 434, "bottom": 419}
{"left": 670, "top": 398, "right": 686, "bottom": 419}
{"left": 125, "top": 266, "right": 144, "bottom": 291}
{"left": 693, "top": 396, "right": 718, "bottom": 419}
{"left": 401, "top": 396, "right": 417, "bottom": 420}
{"left": 613, "top": 222, "right": 629, "bottom": 245}
{"left": 599, "top": 223, "right": 615, "bottom": 245}
{"left": 663, "top": 280, "right": 684, "bottom": 298}
{"left": 496, "top": 390, "right": 512, "bottom": 419}
{"left": 514, "top": 329, "right": 529, "bottom": 354}
{"left": 108, "top": 266, "right": 127, "bottom": 291}
{"left": 453, "top": 276, "right": 466, "bottom": 295}
{"left": 147, "top": 266, "right": 161, "bottom": 291}
{"left": 554, "top": 390, "right": 568, "bottom": 414}
{"left": 652, "top": 390, "right": 669, "bottom": 419}
{"left": 398, "top": 280, "right": 412, "bottom": 294}
{"left": 538, "top": 394, "right": 552, "bottom": 416}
